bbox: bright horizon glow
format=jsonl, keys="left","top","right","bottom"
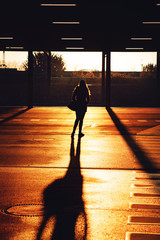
{"left": 0, "top": 51, "right": 157, "bottom": 72}
{"left": 0, "top": 51, "right": 28, "bottom": 70}
{"left": 111, "top": 52, "right": 157, "bottom": 72}
{"left": 55, "top": 51, "right": 157, "bottom": 72}
{"left": 54, "top": 52, "right": 102, "bottom": 71}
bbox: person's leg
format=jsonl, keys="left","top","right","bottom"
{"left": 78, "top": 112, "right": 85, "bottom": 137}
{"left": 71, "top": 112, "right": 79, "bottom": 137}
{"left": 72, "top": 119, "right": 79, "bottom": 136}
{"left": 79, "top": 118, "right": 84, "bottom": 137}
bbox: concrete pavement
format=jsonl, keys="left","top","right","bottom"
{"left": 0, "top": 107, "right": 160, "bottom": 240}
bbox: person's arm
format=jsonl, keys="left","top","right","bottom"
{"left": 86, "top": 91, "right": 90, "bottom": 104}
{"left": 72, "top": 87, "right": 77, "bottom": 101}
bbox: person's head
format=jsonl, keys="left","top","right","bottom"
{"left": 79, "top": 80, "right": 86, "bottom": 88}
{"left": 78, "top": 79, "right": 91, "bottom": 95}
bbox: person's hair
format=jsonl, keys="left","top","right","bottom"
{"left": 78, "top": 80, "right": 91, "bottom": 96}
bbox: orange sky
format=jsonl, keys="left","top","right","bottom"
{"left": 0, "top": 51, "right": 157, "bottom": 72}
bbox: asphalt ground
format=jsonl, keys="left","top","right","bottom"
{"left": 0, "top": 107, "right": 160, "bottom": 240}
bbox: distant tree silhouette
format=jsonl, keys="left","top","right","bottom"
{"left": 23, "top": 52, "right": 66, "bottom": 76}
{"left": 143, "top": 63, "right": 157, "bottom": 72}
{"left": 72, "top": 70, "right": 86, "bottom": 78}
{"left": 85, "top": 71, "right": 95, "bottom": 78}
{"left": 72, "top": 70, "right": 96, "bottom": 78}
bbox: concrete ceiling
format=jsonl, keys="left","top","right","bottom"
{"left": 0, "top": 0, "right": 160, "bottom": 51}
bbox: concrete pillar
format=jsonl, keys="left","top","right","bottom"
{"left": 106, "top": 50, "right": 111, "bottom": 108}
{"left": 47, "top": 51, "right": 51, "bottom": 105}
{"left": 102, "top": 51, "right": 105, "bottom": 105}
{"left": 28, "top": 50, "right": 33, "bottom": 107}
{"left": 157, "top": 51, "right": 160, "bottom": 106}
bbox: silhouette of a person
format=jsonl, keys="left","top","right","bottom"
{"left": 36, "top": 137, "right": 87, "bottom": 240}
{"left": 71, "top": 80, "right": 90, "bottom": 138}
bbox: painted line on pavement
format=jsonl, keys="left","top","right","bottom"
{"left": 126, "top": 232, "right": 160, "bottom": 240}
{"left": 130, "top": 192, "right": 160, "bottom": 198}
{"left": 127, "top": 171, "right": 160, "bottom": 239}
{"left": 48, "top": 119, "right": 58, "bottom": 121}
{"left": 137, "top": 120, "right": 148, "bottom": 122}
{"left": 128, "top": 216, "right": 160, "bottom": 225}
{"left": 3, "top": 119, "right": 160, "bottom": 124}
{"left": 132, "top": 176, "right": 160, "bottom": 181}
{"left": 91, "top": 123, "right": 97, "bottom": 127}
{"left": 122, "top": 120, "right": 130, "bottom": 122}
{"left": 11, "top": 119, "right": 22, "bottom": 121}
{"left": 131, "top": 183, "right": 160, "bottom": 189}
{"left": 133, "top": 172, "right": 160, "bottom": 176}
{"left": 129, "top": 203, "right": 160, "bottom": 209}
{"left": 30, "top": 119, "right": 40, "bottom": 122}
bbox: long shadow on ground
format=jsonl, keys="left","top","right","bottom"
{"left": 36, "top": 137, "right": 87, "bottom": 240}
{"left": 0, "top": 107, "right": 31, "bottom": 125}
{"left": 107, "top": 107, "right": 159, "bottom": 174}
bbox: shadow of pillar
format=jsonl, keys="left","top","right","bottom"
{"left": 106, "top": 107, "right": 159, "bottom": 174}
{"left": 0, "top": 107, "right": 31, "bottom": 125}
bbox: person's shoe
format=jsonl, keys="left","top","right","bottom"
{"left": 79, "top": 133, "right": 85, "bottom": 138}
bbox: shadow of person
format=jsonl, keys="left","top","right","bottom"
{"left": 36, "top": 137, "right": 87, "bottom": 240}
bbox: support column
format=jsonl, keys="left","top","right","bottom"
{"left": 106, "top": 50, "right": 111, "bottom": 108}
{"left": 28, "top": 50, "right": 33, "bottom": 108}
{"left": 102, "top": 51, "right": 105, "bottom": 105}
{"left": 47, "top": 51, "right": 51, "bottom": 105}
{"left": 157, "top": 51, "right": 160, "bottom": 107}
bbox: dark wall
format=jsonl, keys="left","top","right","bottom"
{"left": 0, "top": 70, "right": 158, "bottom": 107}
